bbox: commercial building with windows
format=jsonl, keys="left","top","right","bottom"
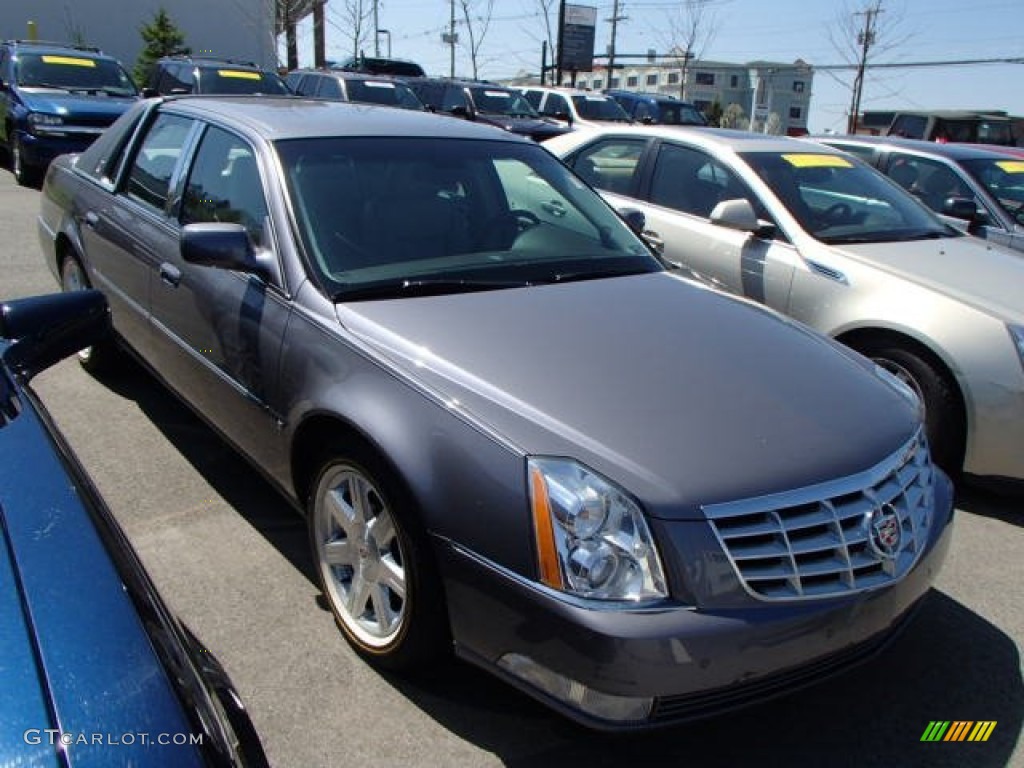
{"left": 1, "top": 0, "right": 281, "bottom": 75}
{"left": 512, "top": 55, "right": 814, "bottom": 136}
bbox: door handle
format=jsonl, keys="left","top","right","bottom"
{"left": 541, "top": 200, "right": 567, "bottom": 217}
{"left": 83, "top": 211, "right": 99, "bottom": 228}
{"left": 642, "top": 229, "right": 665, "bottom": 254}
{"left": 159, "top": 262, "right": 182, "bottom": 287}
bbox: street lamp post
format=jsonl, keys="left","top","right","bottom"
{"left": 377, "top": 29, "right": 391, "bottom": 58}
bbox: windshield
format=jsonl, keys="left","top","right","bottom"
{"left": 346, "top": 79, "right": 424, "bottom": 110}
{"left": 571, "top": 94, "right": 631, "bottom": 122}
{"left": 468, "top": 87, "right": 539, "bottom": 117}
{"left": 741, "top": 151, "right": 957, "bottom": 244}
{"left": 277, "top": 137, "right": 660, "bottom": 299}
{"left": 962, "top": 157, "right": 1024, "bottom": 225}
{"left": 196, "top": 67, "right": 290, "bottom": 95}
{"left": 14, "top": 53, "right": 137, "bottom": 96}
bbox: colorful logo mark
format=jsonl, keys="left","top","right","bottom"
{"left": 921, "top": 721, "right": 997, "bottom": 742}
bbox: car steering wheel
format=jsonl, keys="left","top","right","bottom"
{"left": 819, "top": 202, "right": 852, "bottom": 225}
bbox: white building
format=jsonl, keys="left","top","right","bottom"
{"left": 1, "top": 0, "right": 281, "bottom": 74}
{"left": 515, "top": 55, "right": 815, "bottom": 136}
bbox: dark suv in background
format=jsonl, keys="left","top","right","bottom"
{"left": 144, "top": 55, "right": 290, "bottom": 97}
{"left": 0, "top": 39, "right": 138, "bottom": 185}
{"left": 404, "top": 77, "right": 568, "bottom": 141}
{"left": 286, "top": 69, "right": 424, "bottom": 109}
{"left": 605, "top": 90, "right": 707, "bottom": 126}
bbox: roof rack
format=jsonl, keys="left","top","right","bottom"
{"left": 6, "top": 39, "right": 102, "bottom": 54}
{"left": 165, "top": 54, "right": 259, "bottom": 68}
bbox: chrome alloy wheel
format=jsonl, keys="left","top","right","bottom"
{"left": 313, "top": 464, "right": 408, "bottom": 649}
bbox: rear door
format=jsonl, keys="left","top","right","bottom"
{"left": 79, "top": 109, "right": 197, "bottom": 356}
{"left": 149, "top": 122, "right": 290, "bottom": 467}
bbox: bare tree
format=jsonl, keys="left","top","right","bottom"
{"left": 658, "top": 0, "right": 719, "bottom": 99}
{"left": 519, "top": 0, "right": 558, "bottom": 81}
{"left": 459, "top": 0, "right": 495, "bottom": 80}
{"left": 826, "top": 0, "right": 912, "bottom": 133}
{"left": 329, "top": 0, "right": 374, "bottom": 61}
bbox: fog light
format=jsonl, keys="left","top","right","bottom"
{"left": 498, "top": 653, "right": 653, "bottom": 723}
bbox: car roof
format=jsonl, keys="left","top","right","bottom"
{"left": 811, "top": 134, "right": 1017, "bottom": 161}
{"left": 291, "top": 69, "right": 405, "bottom": 82}
{"left": 564, "top": 124, "right": 835, "bottom": 154}
{"left": 160, "top": 55, "right": 265, "bottom": 70}
{"left": 160, "top": 95, "right": 533, "bottom": 142}
{"left": 4, "top": 39, "right": 115, "bottom": 60}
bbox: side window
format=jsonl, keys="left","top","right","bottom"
{"left": 890, "top": 114, "right": 927, "bottom": 139}
{"left": 181, "top": 126, "right": 269, "bottom": 247}
{"left": 284, "top": 72, "right": 304, "bottom": 92}
{"left": 125, "top": 113, "right": 194, "bottom": 210}
{"left": 542, "top": 93, "right": 569, "bottom": 117}
{"left": 570, "top": 139, "right": 646, "bottom": 195}
{"left": 650, "top": 143, "right": 750, "bottom": 219}
{"left": 316, "top": 76, "right": 342, "bottom": 99}
{"left": 521, "top": 90, "right": 541, "bottom": 109}
{"left": 158, "top": 63, "right": 191, "bottom": 94}
{"left": 441, "top": 86, "right": 467, "bottom": 112}
{"left": 76, "top": 107, "right": 145, "bottom": 185}
{"left": 892, "top": 155, "right": 972, "bottom": 212}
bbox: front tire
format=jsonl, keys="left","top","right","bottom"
{"left": 309, "top": 446, "right": 448, "bottom": 671}
{"left": 857, "top": 340, "right": 964, "bottom": 476}
{"left": 11, "top": 134, "right": 37, "bottom": 187}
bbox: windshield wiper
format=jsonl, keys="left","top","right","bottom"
{"left": 332, "top": 278, "right": 526, "bottom": 302}
{"left": 21, "top": 81, "right": 71, "bottom": 91}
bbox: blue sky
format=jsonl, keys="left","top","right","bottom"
{"left": 285, "top": 0, "right": 1024, "bottom": 133}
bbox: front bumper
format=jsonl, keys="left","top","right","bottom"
{"left": 16, "top": 127, "right": 103, "bottom": 170}
{"left": 437, "top": 472, "right": 953, "bottom": 730}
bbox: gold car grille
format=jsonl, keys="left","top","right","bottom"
{"left": 704, "top": 429, "right": 934, "bottom": 601}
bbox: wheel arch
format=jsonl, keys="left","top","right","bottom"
{"left": 836, "top": 325, "right": 968, "bottom": 460}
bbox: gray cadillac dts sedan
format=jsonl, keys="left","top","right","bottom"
{"left": 38, "top": 96, "right": 953, "bottom": 729}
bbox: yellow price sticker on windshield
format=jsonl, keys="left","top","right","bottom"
{"left": 41, "top": 55, "right": 96, "bottom": 68}
{"left": 218, "top": 69, "right": 261, "bottom": 80}
{"left": 782, "top": 154, "right": 853, "bottom": 168}
{"left": 996, "top": 160, "right": 1024, "bottom": 174}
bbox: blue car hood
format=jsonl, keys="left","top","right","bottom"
{"left": 18, "top": 89, "right": 137, "bottom": 120}
{"left": 0, "top": 385, "right": 203, "bottom": 768}
{"left": 338, "top": 271, "right": 920, "bottom": 516}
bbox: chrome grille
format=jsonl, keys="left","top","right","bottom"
{"left": 704, "top": 429, "right": 934, "bottom": 601}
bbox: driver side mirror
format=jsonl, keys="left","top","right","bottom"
{"left": 943, "top": 196, "right": 983, "bottom": 222}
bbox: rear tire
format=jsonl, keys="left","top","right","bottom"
{"left": 308, "top": 444, "right": 449, "bottom": 671}
{"left": 856, "top": 340, "right": 964, "bottom": 477}
{"left": 60, "top": 255, "right": 120, "bottom": 374}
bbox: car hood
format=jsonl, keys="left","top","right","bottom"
{"left": 17, "top": 89, "right": 137, "bottom": 119}
{"left": 834, "top": 235, "right": 1024, "bottom": 323}
{"left": 336, "top": 272, "right": 919, "bottom": 518}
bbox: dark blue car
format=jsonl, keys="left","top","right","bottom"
{"left": 0, "top": 40, "right": 138, "bottom": 185}
{"left": 0, "top": 290, "right": 266, "bottom": 766}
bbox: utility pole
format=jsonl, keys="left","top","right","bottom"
{"left": 848, "top": 1, "right": 882, "bottom": 134}
{"left": 606, "top": 0, "right": 627, "bottom": 84}
{"left": 373, "top": 0, "right": 380, "bottom": 56}
{"left": 449, "top": 0, "right": 456, "bottom": 77}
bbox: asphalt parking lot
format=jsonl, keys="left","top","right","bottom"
{"left": 3, "top": 170, "right": 1022, "bottom": 767}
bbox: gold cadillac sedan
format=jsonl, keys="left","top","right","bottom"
{"left": 548, "top": 126, "right": 1024, "bottom": 484}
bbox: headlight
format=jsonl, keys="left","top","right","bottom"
{"left": 1008, "top": 325, "right": 1024, "bottom": 372}
{"left": 527, "top": 457, "right": 667, "bottom": 601}
{"left": 27, "top": 112, "right": 64, "bottom": 133}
